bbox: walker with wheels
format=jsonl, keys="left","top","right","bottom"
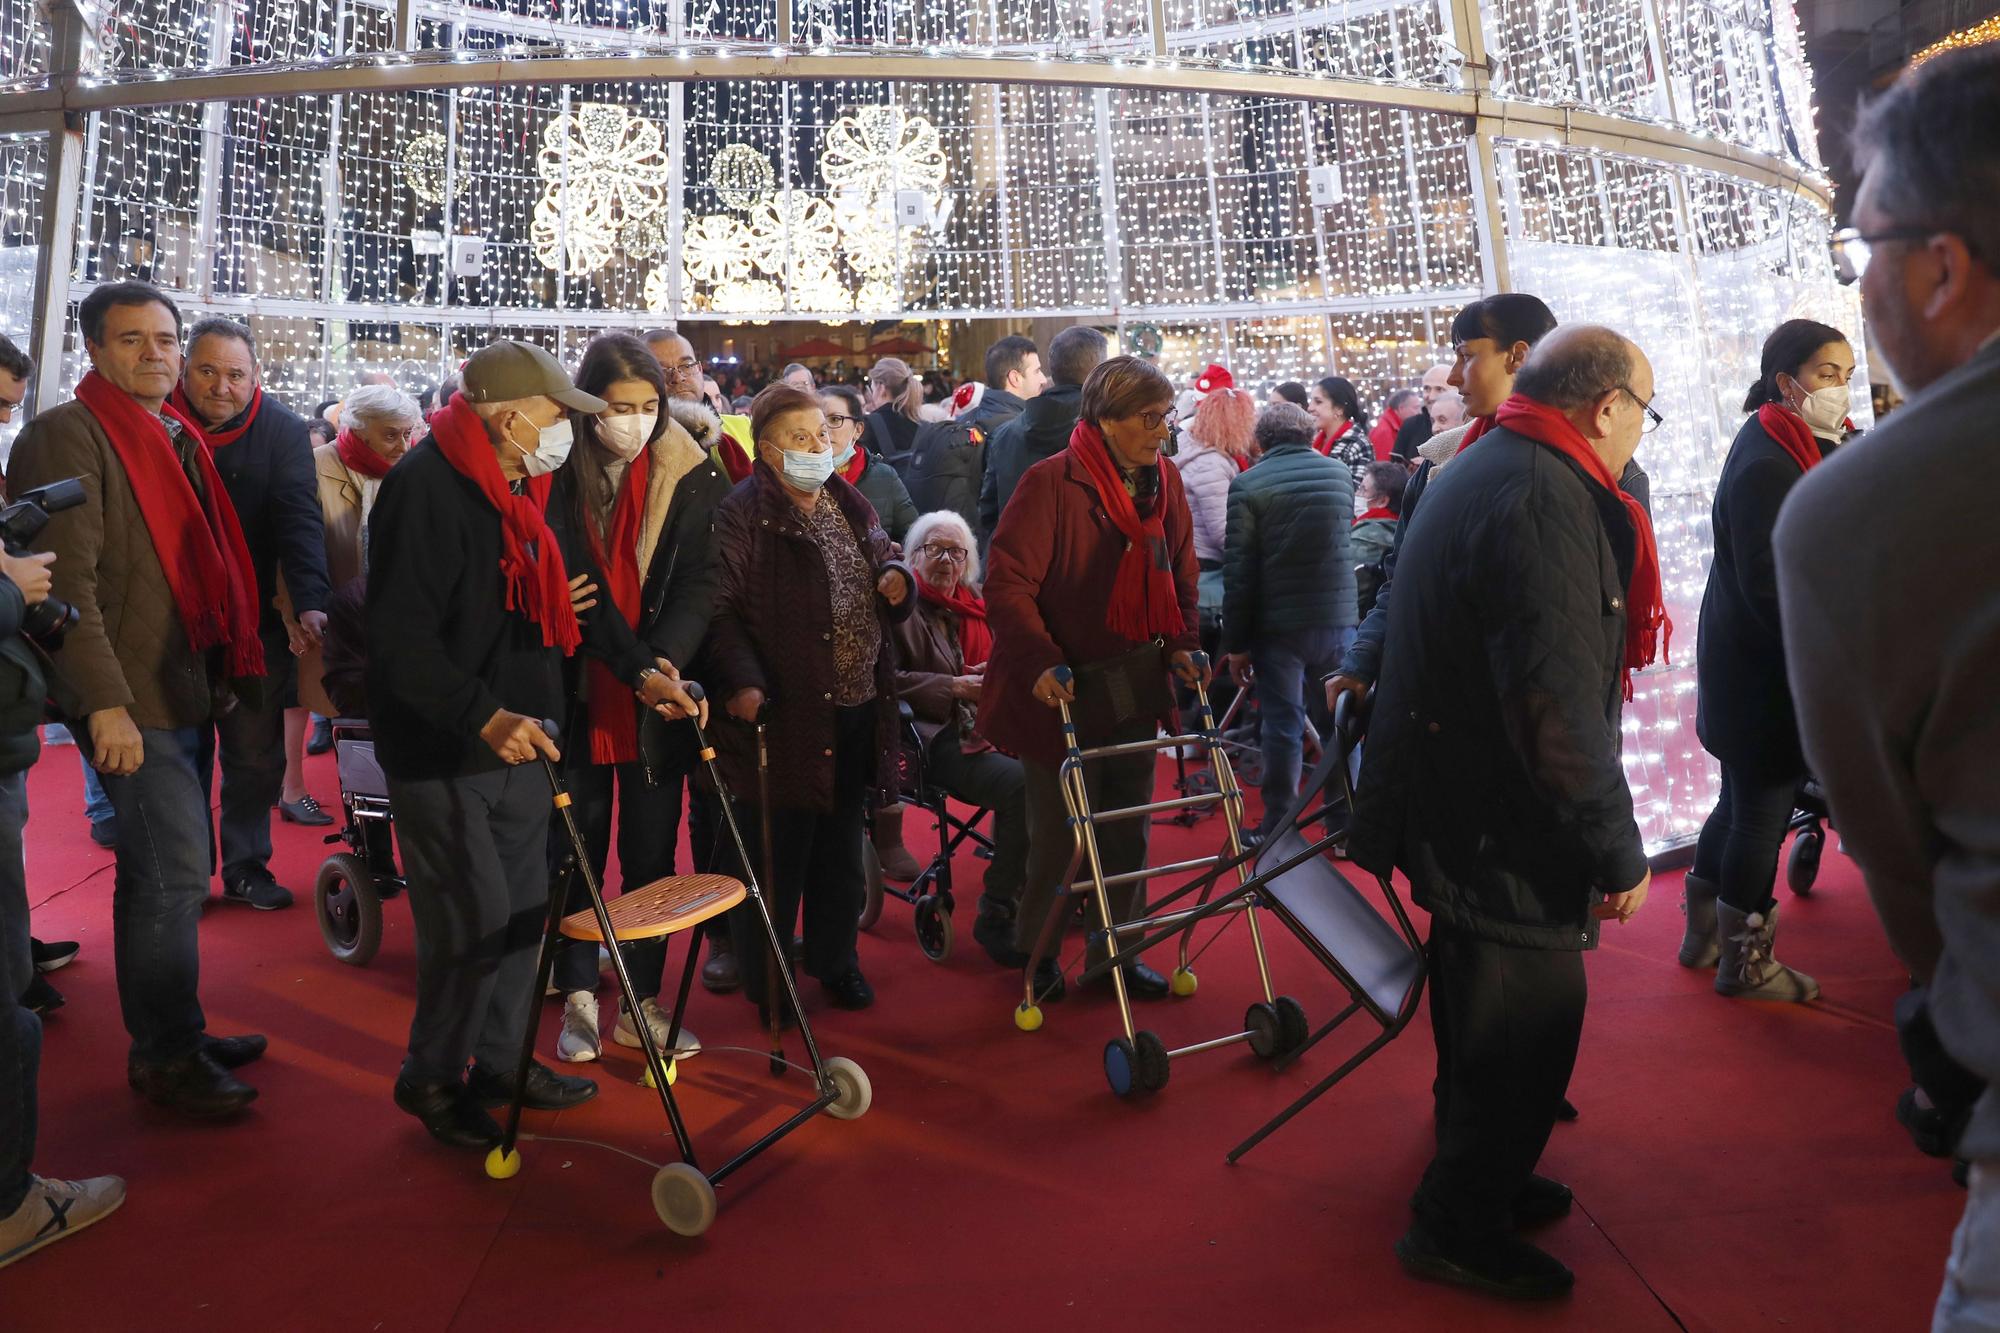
{"left": 483, "top": 690, "right": 871, "bottom": 1237}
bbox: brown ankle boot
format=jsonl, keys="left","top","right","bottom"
{"left": 871, "top": 803, "right": 925, "bottom": 881}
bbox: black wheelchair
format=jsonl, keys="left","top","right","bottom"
{"left": 858, "top": 701, "right": 994, "bottom": 962}
{"left": 312, "top": 719, "right": 404, "bottom": 966}
{"left": 1786, "top": 776, "right": 1832, "bottom": 896}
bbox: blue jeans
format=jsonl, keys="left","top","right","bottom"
{"left": 96, "top": 727, "right": 211, "bottom": 1066}
{"left": 81, "top": 751, "right": 111, "bottom": 826}
{"left": 1251, "top": 625, "right": 1356, "bottom": 837}
{"left": 0, "top": 768, "right": 37, "bottom": 1215}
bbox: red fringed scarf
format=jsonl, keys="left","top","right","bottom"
{"left": 1493, "top": 395, "right": 1669, "bottom": 697}
{"left": 1311, "top": 419, "right": 1354, "bottom": 457}
{"left": 167, "top": 384, "right": 262, "bottom": 448}
{"left": 837, "top": 446, "right": 868, "bottom": 486}
{"left": 335, "top": 427, "right": 395, "bottom": 480}
{"left": 1755, "top": 403, "right": 1828, "bottom": 477}
{"left": 1065, "top": 420, "right": 1185, "bottom": 641}
{"left": 581, "top": 451, "right": 652, "bottom": 765}
{"left": 919, "top": 575, "right": 992, "bottom": 668}
{"left": 428, "top": 392, "right": 581, "bottom": 654}
{"left": 76, "top": 373, "right": 266, "bottom": 678}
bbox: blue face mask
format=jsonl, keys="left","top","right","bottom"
{"left": 772, "top": 445, "right": 836, "bottom": 493}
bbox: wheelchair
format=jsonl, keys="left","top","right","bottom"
{"left": 312, "top": 719, "right": 404, "bottom": 966}
{"left": 858, "top": 701, "right": 994, "bottom": 962}
{"left": 1786, "top": 776, "right": 1832, "bottom": 896}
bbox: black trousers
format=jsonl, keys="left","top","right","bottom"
{"left": 1416, "top": 924, "right": 1586, "bottom": 1238}
{"left": 1691, "top": 762, "right": 1800, "bottom": 913}
{"left": 726, "top": 703, "right": 873, "bottom": 1002}
{"left": 924, "top": 731, "right": 1029, "bottom": 920}
{"left": 1013, "top": 718, "right": 1154, "bottom": 956}
{"left": 549, "top": 758, "right": 684, "bottom": 999}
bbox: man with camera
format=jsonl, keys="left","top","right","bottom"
{"left": 0, "top": 516, "right": 126, "bottom": 1268}
{"left": 7, "top": 281, "right": 270, "bottom": 1119}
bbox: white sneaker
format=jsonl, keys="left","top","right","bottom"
{"left": 614, "top": 998, "right": 700, "bottom": 1058}
{"left": 0, "top": 1174, "right": 127, "bottom": 1270}
{"left": 556, "top": 991, "right": 600, "bottom": 1063}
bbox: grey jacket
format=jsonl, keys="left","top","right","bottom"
{"left": 1775, "top": 332, "right": 2000, "bottom": 1158}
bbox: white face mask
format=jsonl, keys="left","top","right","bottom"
{"left": 509, "top": 412, "right": 573, "bottom": 477}
{"left": 1792, "top": 382, "right": 1850, "bottom": 439}
{"left": 597, "top": 413, "right": 655, "bottom": 461}
{"left": 833, "top": 441, "right": 857, "bottom": 470}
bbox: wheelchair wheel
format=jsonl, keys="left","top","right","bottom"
{"left": 1787, "top": 828, "right": 1824, "bottom": 896}
{"left": 858, "top": 843, "right": 886, "bottom": 931}
{"left": 316, "top": 853, "right": 384, "bottom": 966}
{"left": 913, "top": 894, "right": 953, "bottom": 963}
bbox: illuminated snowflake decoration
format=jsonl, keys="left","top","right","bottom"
{"left": 397, "top": 132, "right": 465, "bottom": 206}
{"left": 819, "top": 106, "right": 947, "bottom": 202}
{"left": 531, "top": 103, "right": 673, "bottom": 276}
{"left": 709, "top": 144, "right": 777, "bottom": 211}
{"left": 788, "top": 269, "right": 855, "bottom": 316}
{"left": 681, "top": 213, "right": 754, "bottom": 285}
{"left": 713, "top": 278, "right": 785, "bottom": 325}
{"left": 854, "top": 277, "right": 901, "bottom": 312}
{"left": 832, "top": 191, "right": 900, "bottom": 279}
{"left": 642, "top": 267, "right": 675, "bottom": 314}
{"left": 746, "top": 194, "right": 839, "bottom": 282}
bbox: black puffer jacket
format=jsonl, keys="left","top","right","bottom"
{"left": 1219, "top": 441, "right": 1357, "bottom": 651}
{"left": 977, "top": 382, "right": 1081, "bottom": 552}
{"left": 1347, "top": 427, "right": 1648, "bottom": 951}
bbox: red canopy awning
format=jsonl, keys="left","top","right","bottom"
{"left": 865, "top": 337, "right": 931, "bottom": 357}
{"left": 780, "top": 337, "right": 847, "bottom": 359}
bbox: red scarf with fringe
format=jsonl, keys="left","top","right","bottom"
{"left": 582, "top": 452, "right": 652, "bottom": 765}
{"left": 75, "top": 372, "right": 265, "bottom": 679}
{"left": 1065, "top": 420, "right": 1185, "bottom": 641}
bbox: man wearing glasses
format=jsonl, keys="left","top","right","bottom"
{"left": 645, "top": 329, "right": 755, "bottom": 483}
{"left": 1776, "top": 43, "right": 2000, "bottom": 1332}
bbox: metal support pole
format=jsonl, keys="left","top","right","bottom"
{"left": 666, "top": 79, "right": 685, "bottom": 321}
{"left": 1091, "top": 88, "right": 1125, "bottom": 316}
{"left": 194, "top": 0, "right": 232, "bottom": 301}
{"left": 1447, "top": 0, "right": 1510, "bottom": 293}
{"left": 989, "top": 84, "right": 1017, "bottom": 311}
{"left": 777, "top": 0, "right": 792, "bottom": 45}
{"left": 30, "top": 120, "right": 82, "bottom": 412}
{"left": 1197, "top": 94, "right": 1228, "bottom": 310}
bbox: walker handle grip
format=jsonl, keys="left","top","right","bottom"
{"left": 1332, "top": 690, "right": 1368, "bottom": 751}
{"left": 539, "top": 718, "right": 562, "bottom": 745}
{"left": 1051, "top": 665, "right": 1073, "bottom": 689}
{"left": 1188, "top": 649, "right": 1210, "bottom": 673}
{"left": 682, "top": 682, "right": 705, "bottom": 703}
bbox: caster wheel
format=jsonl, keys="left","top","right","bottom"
{"left": 1105, "top": 1037, "right": 1139, "bottom": 1098}
{"left": 1133, "top": 1030, "right": 1171, "bottom": 1093}
{"left": 1787, "top": 829, "right": 1823, "bottom": 896}
{"left": 822, "top": 1055, "right": 872, "bottom": 1120}
{"left": 1275, "top": 996, "right": 1309, "bottom": 1056}
{"left": 484, "top": 1146, "right": 521, "bottom": 1180}
{"left": 639, "top": 1059, "right": 679, "bottom": 1090}
{"left": 858, "top": 843, "right": 885, "bottom": 930}
{"left": 651, "top": 1162, "right": 717, "bottom": 1237}
{"left": 1245, "top": 1001, "right": 1281, "bottom": 1060}
{"left": 913, "top": 895, "right": 953, "bottom": 962}
{"left": 1014, "top": 1003, "right": 1044, "bottom": 1033}
{"left": 315, "top": 853, "right": 384, "bottom": 967}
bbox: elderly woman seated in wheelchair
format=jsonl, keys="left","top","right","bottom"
{"left": 890, "top": 510, "right": 1036, "bottom": 970}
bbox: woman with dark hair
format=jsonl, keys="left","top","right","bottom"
{"left": 1270, "top": 381, "right": 1309, "bottom": 410}
{"left": 863, "top": 356, "right": 926, "bottom": 468}
{"left": 1309, "top": 375, "right": 1372, "bottom": 493}
{"left": 543, "top": 331, "right": 730, "bottom": 1062}
{"left": 706, "top": 383, "right": 914, "bottom": 1017}
{"left": 981, "top": 355, "right": 1207, "bottom": 1000}
{"left": 822, "top": 383, "right": 915, "bottom": 544}
{"left": 1684, "top": 318, "right": 1854, "bottom": 1002}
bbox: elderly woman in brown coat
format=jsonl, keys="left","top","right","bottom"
{"left": 705, "top": 384, "right": 913, "bottom": 1017}
{"left": 979, "top": 356, "right": 1206, "bottom": 1001}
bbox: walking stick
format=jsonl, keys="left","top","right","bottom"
{"left": 755, "top": 713, "right": 786, "bottom": 1077}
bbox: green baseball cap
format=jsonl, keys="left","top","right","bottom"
{"left": 461, "top": 339, "right": 606, "bottom": 413}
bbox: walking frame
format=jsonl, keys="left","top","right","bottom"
{"left": 484, "top": 692, "right": 871, "bottom": 1237}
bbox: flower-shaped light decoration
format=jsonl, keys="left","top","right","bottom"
{"left": 832, "top": 190, "right": 900, "bottom": 280}
{"left": 713, "top": 278, "right": 785, "bottom": 326}
{"left": 398, "top": 131, "right": 465, "bottom": 206}
{"left": 709, "top": 144, "right": 777, "bottom": 211}
{"left": 854, "top": 277, "right": 901, "bottom": 313}
{"left": 746, "top": 193, "right": 840, "bottom": 285}
{"left": 642, "top": 266, "right": 675, "bottom": 314}
{"left": 819, "top": 106, "right": 947, "bottom": 202}
{"left": 531, "top": 102, "right": 673, "bottom": 276}
{"left": 681, "top": 213, "right": 755, "bottom": 285}
{"left": 789, "top": 268, "right": 856, "bottom": 316}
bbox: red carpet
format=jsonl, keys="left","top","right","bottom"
{"left": 5, "top": 741, "right": 1963, "bottom": 1330}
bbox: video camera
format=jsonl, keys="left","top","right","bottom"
{"left": 0, "top": 477, "right": 84, "bottom": 650}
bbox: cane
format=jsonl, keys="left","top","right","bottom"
{"left": 754, "top": 712, "right": 786, "bottom": 1076}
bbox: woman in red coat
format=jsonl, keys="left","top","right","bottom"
{"left": 979, "top": 356, "right": 1207, "bottom": 1001}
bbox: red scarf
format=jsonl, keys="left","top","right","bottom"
{"left": 1066, "top": 420, "right": 1185, "bottom": 641}
{"left": 1311, "top": 420, "right": 1353, "bottom": 457}
{"left": 582, "top": 450, "right": 653, "bottom": 765}
{"left": 919, "top": 574, "right": 992, "bottom": 668}
{"left": 428, "top": 393, "right": 580, "bottom": 654}
{"left": 1354, "top": 506, "right": 1397, "bottom": 524}
{"left": 1453, "top": 414, "right": 1495, "bottom": 454}
{"left": 837, "top": 446, "right": 868, "bottom": 486}
{"left": 1369, "top": 409, "right": 1403, "bottom": 460}
{"left": 75, "top": 372, "right": 265, "bottom": 678}
{"left": 1492, "top": 395, "right": 1669, "bottom": 697}
{"left": 167, "top": 384, "right": 262, "bottom": 448}
{"left": 1755, "top": 403, "right": 1827, "bottom": 477}
{"left": 335, "top": 427, "right": 394, "bottom": 480}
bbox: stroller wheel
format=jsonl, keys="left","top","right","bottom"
{"left": 821, "top": 1056, "right": 873, "bottom": 1120}
{"left": 651, "top": 1162, "right": 717, "bottom": 1237}
{"left": 858, "top": 843, "right": 886, "bottom": 931}
{"left": 1787, "top": 829, "right": 1824, "bottom": 896}
{"left": 1170, "top": 966, "right": 1198, "bottom": 997}
{"left": 913, "top": 895, "right": 953, "bottom": 962}
{"left": 483, "top": 1146, "right": 521, "bottom": 1180}
{"left": 1245, "top": 1002, "right": 1281, "bottom": 1060}
{"left": 1274, "top": 996, "right": 1310, "bottom": 1057}
{"left": 315, "top": 853, "right": 384, "bottom": 966}
{"left": 1013, "top": 1002, "right": 1044, "bottom": 1033}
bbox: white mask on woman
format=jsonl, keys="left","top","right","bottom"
{"left": 1793, "top": 383, "right": 1850, "bottom": 441}
{"left": 597, "top": 413, "right": 656, "bottom": 462}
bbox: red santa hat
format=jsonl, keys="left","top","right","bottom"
{"left": 949, "top": 381, "right": 986, "bottom": 418}
{"left": 1193, "top": 363, "right": 1235, "bottom": 396}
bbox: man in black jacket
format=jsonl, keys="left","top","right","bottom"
{"left": 975, "top": 325, "right": 1106, "bottom": 553}
{"left": 1350, "top": 326, "right": 1654, "bottom": 1301}
{"left": 172, "top": 319, "right": 330, "bottom": 910}
{"left": 959, "top": 334, "right": 1045, "bottom": 436}
{"left": 366, "top": 339, "right": 699, "bottom": 1150}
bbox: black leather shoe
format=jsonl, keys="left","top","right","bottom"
{"left": 21, "top": 974, "right": 63, "bottom": 1016}
{"left": 819, "top": 968, "right": 875, "bottom": 1011}
{"left": 973, "top": 913, "right": 1030, "bottom": 969}
{"left": 466, "top": 1060, "right": 598, "bottom": 1110}
{"left": 202, "top": 1033, "right": 268, "bottom": 1070}
{"left": 1121, "top": 961, "right": 1171, "bottom": 1000}
{"left": 129, "top": 1051, "right": 257, "bottom": 1119}
{"left": 30, "top": 938, "right": 79, "bottom": 973}
{"left": 394, "top": 1077, "right": 501, "bottom": 1150}
{"left": 1512, "top": 1174, "right": 1573, "bottom": 1227}
{"left": 306, "top": 717, "right": 334, "bottom": 756}
{"left": 222, "top": 875, "right": 294, "bottom": 912}
{"left": 1395, "top": 1220, "right": 1574, "bottom": 1301}
{"left": 701, "top": 934, "right": 741, "bottom": 994}
{"left": 1030, "top": 958, "right": 1066, "bottom": 1003}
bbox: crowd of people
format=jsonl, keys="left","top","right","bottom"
{"left": 0, "top": 40, "right": 1993, "bottom": 1326}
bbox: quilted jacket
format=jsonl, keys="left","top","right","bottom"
{"left": 1219, "top": 441, "right": 1357, "bottom": 653}
{"left": 1346, "top": 426, "right": 1648, "bottom": 951}
{"left": 702, "top": 463, "right": 913, "bottom": 812}
{"left": 849, "top": 448, "right": 916, "bottom": 545}
{"left": 1172, "top": 438, "right": 1234, "bottom": 565}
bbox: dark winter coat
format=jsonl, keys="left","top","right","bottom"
{"left": 977, "top": 382, "right": 1082, "bottom": 551}
{"left": 702, "top": 464, "right": 913, "bottom": 812}
{"left": 892, "top": 597, "right": 976, "bottom": 751}
{"left": 849, "top": 449, "right": 916, "bottom": 545}
{"left": 0, "top": 576, "right": 46, "bottom": 775}
{"left": 979, "top": 449, "right": 1200, "bottom": 769}
{"left": 1220, "top": 441, "right": 1357, "bottom": 653}
{"left": 206, "top": 395, "right": 332, "bottom": 631}
{"left": 959, "top": 387, "right": 1025, "bottom": 437}
{"left": 1695, "top": 412, "right": 1828, "bottom": 778}
{"left": 1346, "top": 426, "right": 1648, "bottom": 951}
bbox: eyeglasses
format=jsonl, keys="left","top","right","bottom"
{"left": 1621, "top": 385, "right": 1665, "bottom": 435}
{"left": 1828, "top": 225, "right": 1954, "bottom": 283}
{"left": 823, "top": 413, "right": 860, "bottom": 429}
{"left": 663, "top": 358, "right": 701, "bottom": 375}
{"left": 919, "top": 543, "right": 968, "bottom": 564}
{"left": 1137, "top": 408, "right": 1180, "bottom": 431}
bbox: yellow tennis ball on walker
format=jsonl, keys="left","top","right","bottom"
{"left": 485, "top": 1147, "right": 522, "bottom": 1180}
